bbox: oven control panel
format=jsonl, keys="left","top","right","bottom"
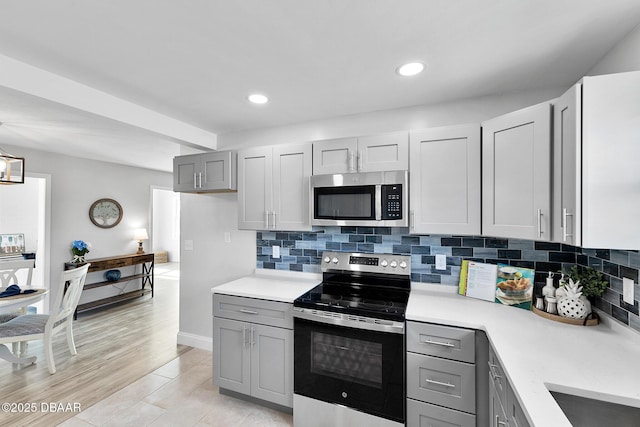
{"left": 321, "top": 251, "right": 410, "bottom": 274}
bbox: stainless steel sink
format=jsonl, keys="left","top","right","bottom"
{"left": 550, "top": 391, "right": 640, "bottom": 427}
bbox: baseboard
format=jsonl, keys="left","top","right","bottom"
{"left": 177, "top": 331, "right": 212, "bottom": 351}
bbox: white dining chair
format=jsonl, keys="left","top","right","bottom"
{"left": 0, "top": 259, "right": 36, "bottom": 323}
{"left": 0, "top": 263, "right": 90, "bottom": 374}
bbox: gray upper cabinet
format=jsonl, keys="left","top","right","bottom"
{"left": 409, "top": 124, "right": 481, "bottom": 235}
{"left": 579, "top": 71, "right": 640, "bottom": 250}
{"left": 312, "top": 132, "right": 408, "bottom": 174}
{"left": 552, "top": 84, "right": 582, "bottom": 246}
{"left": 238, "top": 143, "right": 312, "bottom": 231}
{"left": 482, "top": 103, "right": 552, "bottom": 241}
{"left": 173, "top": 151, "right": 237, "bottom": 193}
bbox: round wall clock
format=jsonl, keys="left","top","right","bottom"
{"left": 89, "top": 198, "right": 123, "bottom": 228}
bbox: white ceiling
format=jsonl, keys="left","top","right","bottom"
{"left": 0, "top": 0, "right": 639, "bottom": 172}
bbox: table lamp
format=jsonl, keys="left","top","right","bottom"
{"left": 134, "top": 228, "right": 149, "bottom": 254}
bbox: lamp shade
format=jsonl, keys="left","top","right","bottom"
{"left": 133, "top": 228, "right": 149, "bottom": 241}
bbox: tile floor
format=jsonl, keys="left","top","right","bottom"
{"left": 57, "top": 348, "right": 293, "bottom": 427}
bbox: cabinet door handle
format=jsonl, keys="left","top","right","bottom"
{"left": 495, "top": 415, "right": 508, "bottom": 427}
{"left": 271, "top": 211, "right": 277, "bottom": 229}
{"left": 562, "top": 208, "right": 573, "bottom": 242}
{"left": 264, "top": 211, "right": 269, "bottom": 228}
{"left": 488, "top": 361, "right": 503, "bottom": 380}
{"left": 357, "top": 149, "right": 363, "bottom": 172}
{"left": 250, "top": 325, "right": 255, "bottom": 348}
{"left": 239, "top": 309, "right": 259, "bottom": 315}
{"left": 348, "top": 150, "right": 356, "bottom": 173}
{"left": 537, "top": 209, "right": 543, "bottom": 238}
{"left": 425, "top": 378, "right": 455, "bottom": 388}
{"left": 193, "top": 173, "right": 198, "bottom": 189}
{"left": 423, "top": 339, "right": 455, "bottom": 348}
{"left": 242, "top": 325, "right": 247, "bottom": 348}
{"left": 410, "top": 210, "right": 415, "bottom": 231}
{"left": 199, "top": 172, "right": 203, "bottom": 188}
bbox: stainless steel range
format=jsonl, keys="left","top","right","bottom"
{"left": 293, "top": 251, "right": 411, "bottom": 427}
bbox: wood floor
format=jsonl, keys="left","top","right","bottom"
{"left": 0, "top": 262, "right": 189, "bottom": 427}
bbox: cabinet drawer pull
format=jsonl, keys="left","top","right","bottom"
{"left": 239, "top": 309, "right": 259, "bottom": 315}
{"left": 423, "top": 339, "right": 455, "bottom": 348}
{"left": 425, "top": 378, "right": 455, "bottom": 388}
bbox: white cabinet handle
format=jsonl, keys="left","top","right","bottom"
{"left": 271, "top": 211, "right": 277, "bottom": 229}
{"left": 250, "top": 325, "right": 255, "bottom": 348}
{"left": 242, "top": 325, "right": 247, "bottom": 348}
{"left": 357, "top": 149, "right": 363, "bottom": 171}
{"left": 423, "top": 339, "right": 455, "bottom": 348}
{"left": 425, "top": 378, "right": 455, "bottom": 388}
{"left": 198, "top": 172, "right": 203, "bottom": 188}
{"left": 562, "top": 208, "right": 573, "bottom": 242}
{"left": 537, "top": 209, "right": 543, "bottom": 238}
{"left": 348, "top": 150, "right": 356, "bottom": 172}
{"left": 239, "top": 309, "right": 259, "bottom": 315}
{"left": 495, "top": 415, "right": 508, "bottom": 427}
{"left": 488, "top": 362, "right": 503, "bottom": 380}
{"left": 193, "top": 173, "right": 198, "bottom": 189}
{"left": 264, "top": 211, "right": 269, "bottom": 228}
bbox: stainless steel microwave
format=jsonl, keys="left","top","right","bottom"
{"left": 310, "top": 170, "right": 408, "bottom": 227}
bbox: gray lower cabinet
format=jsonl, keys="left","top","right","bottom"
{"left": 488, "top": 345, "right": 530, "bottom": 427}
{"left": 212, "top": 294, "right": 293, "bottom": 408}
{"left": 407, "top": 322, "right": 486, "bottom": 427}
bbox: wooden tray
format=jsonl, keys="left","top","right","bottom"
{"left": 532, "top": 306, "right": 599, "bottom": 326}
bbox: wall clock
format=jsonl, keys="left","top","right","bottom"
{"left": 89, "top": 198, "right": 123, "bottom": 228}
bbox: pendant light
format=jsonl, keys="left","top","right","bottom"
{"left": 0, "top": 123, "right": 25, "bottom": 185}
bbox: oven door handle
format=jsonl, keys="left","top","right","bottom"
{"left": 293, "top": 308, "right": 404, "bottom": 334}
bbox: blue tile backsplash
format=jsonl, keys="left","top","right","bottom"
{"left": 256, "top": 226, "right": 640, "bottom": 332}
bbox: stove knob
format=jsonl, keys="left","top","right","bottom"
{"left": 390, "top": 260, "right": 398, "bottom": 268}
{"left": 399, "top": 261, "right": 408, "bottom": 269}
{"left": 324, "top": 256, "right": 331, "bottom": 263}
{"left": 332, "top": 257, "right": 339, "bottom": 264}
{"left": 380, "top": 259, "right": 388, "bottom": 267}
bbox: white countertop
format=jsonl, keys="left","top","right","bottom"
{"left": 211, "top": 269, "right": 320, "bottom": 303}
{"left": 407, "top": 287, "right": 640, "bottom": 427}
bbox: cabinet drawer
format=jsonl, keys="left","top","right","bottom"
{"left": 489, "top": 345, "right": 507, "bottom": 406}
{"left": 407, "top": 353, "right": 476, "bottom": 414}
{"left": 213, "top": 294, "right": 292, "bottom": 329}
{"left": 407, "top": 398, "right": 475, "bottom": 427}
{"left": 407, "top": 321, "right": 475, "bottom": 363}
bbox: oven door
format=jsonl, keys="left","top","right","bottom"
{"left": 293, "top": 317, "right": 405, "bottom": 423}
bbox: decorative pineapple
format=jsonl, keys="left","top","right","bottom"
{"left": 557, "top": 278, "right": 590, "bottom": 319}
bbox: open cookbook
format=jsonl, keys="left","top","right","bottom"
{"left": 458, "top": 261, "right": 534, "bottom": 310}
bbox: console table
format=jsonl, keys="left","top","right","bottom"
{"left": 64, "top": 253, "right": 154, "bottom": 317}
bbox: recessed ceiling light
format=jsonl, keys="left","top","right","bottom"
{"left": 397, "top": 62, "right": 424, "bottom": 77}
{"left": 248, "top": 94, "right": 269, "bottom": 104}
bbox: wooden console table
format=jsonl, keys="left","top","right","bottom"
{"left": 64, "top": 253, "right": 154, "bottom": 317}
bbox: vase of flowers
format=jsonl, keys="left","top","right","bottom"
{"left": 71, "top": 240, "right": 91, "bottom": 263}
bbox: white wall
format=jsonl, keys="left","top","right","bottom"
{"left": 152, "top": 188, "right": 180, "bottom": 262}
{"left": 178, "top": 192, "right": 255, "bottom": 348}
{"left": 217, "top": 87, "right": 565, "bottom": 150}
{"left": 2, "top": 144, "right": 172, "bottom": 310}
{"left": 588, "top": 23, "right": 640, "bottom": 75}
